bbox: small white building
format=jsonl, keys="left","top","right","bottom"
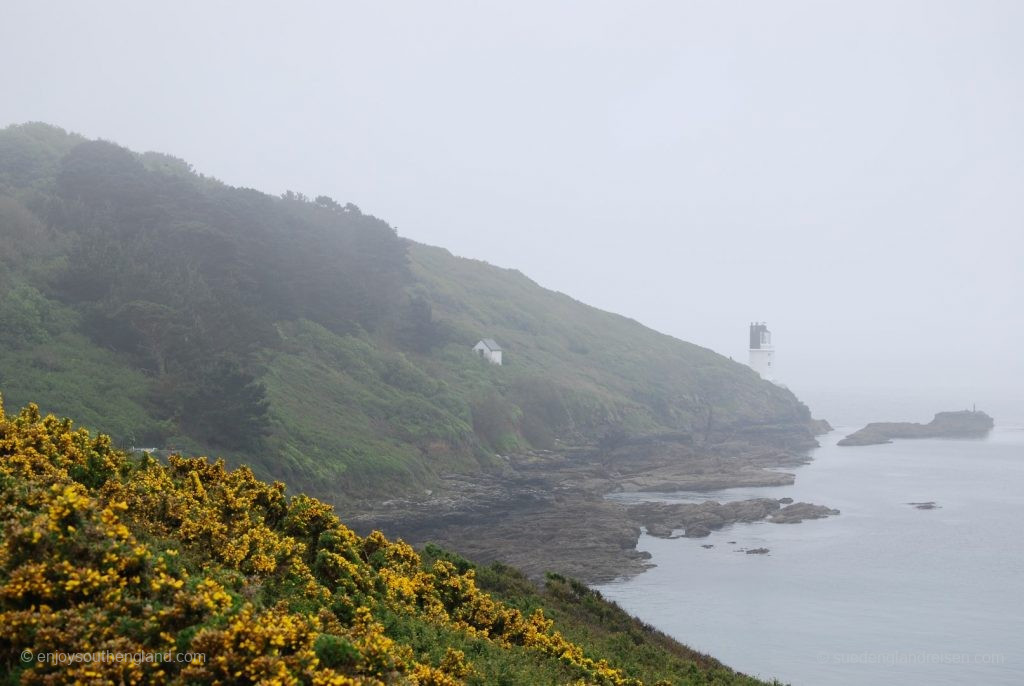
{"left": 472, "top": 338, "right": 503, "bottom": 365}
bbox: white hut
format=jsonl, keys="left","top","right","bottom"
{"left": 472, "top": 338, "right": 503, "bottom": 365}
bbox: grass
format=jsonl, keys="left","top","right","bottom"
{"left": 0, "top": 123, "right": 815, "bottom": 503}
{"left": 0, "top": 329, "right": 158, "bottom": 446}
{"left": 0, "top": 246, "right": 813, "bottom": 502}
{"left": 421, "top": 546, "right": 775, "bottom": 686}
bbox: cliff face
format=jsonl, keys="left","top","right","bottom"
{"left": 838, "top": 410, "right": 994, "bottom": 446}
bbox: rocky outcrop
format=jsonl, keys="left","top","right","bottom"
{"left": 630, "top": 497, "right": 838, "bottom": 539}
{"left": 348, "top": 435, "right": 837, "bottom": 584}
{"left": 628, "top": 499, "right": 781, "bottom": 540}
{"left": 838, "top": 410, "right": 994, "bottom": 446}
{"left": 811, "top": 418, "right": 834, "bottom": 434}
{"left": 645, "top": 523, "right": 676, "bottom": 538}
{"left": 769, "top": 502, "right": 840, "bottom": 523}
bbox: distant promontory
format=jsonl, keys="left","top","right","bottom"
{"left": 838, "top": 410, "right": 994, "bottom": 446}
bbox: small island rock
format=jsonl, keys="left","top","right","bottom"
{"left": 769, "top": 502, "right": 840, "bottom": 523}
{"left": 839, "top": 410, "right": 994, "bottom": 447}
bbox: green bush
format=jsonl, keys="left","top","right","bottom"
{"left": 314, "top": 634, "right": 360, "bottom": 669}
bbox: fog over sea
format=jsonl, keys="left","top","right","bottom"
{"left": 595, "top": 391, "right": 1024, "bottom": 686}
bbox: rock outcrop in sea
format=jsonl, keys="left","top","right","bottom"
{"left": 838, "top": 410, "right": 994, "bottom": 446}
{"left": 630, "top": 498, "right": 839, "bottom": 539}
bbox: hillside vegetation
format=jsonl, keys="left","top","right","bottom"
{"left": 0, "top": 123, "right": 815, "bottom": 499}
{"left": 0, "top": 398, "right": 773, "bottom": 685}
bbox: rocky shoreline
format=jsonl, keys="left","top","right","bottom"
{"left": 346, "top": 423, "right": 837, "bottom": 585}
{"left": 631, "top": 499, "right": 839, "bottom": 539}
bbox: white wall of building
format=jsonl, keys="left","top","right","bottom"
{"left": 749, "top": 348, "right": 774, "bottom": 379}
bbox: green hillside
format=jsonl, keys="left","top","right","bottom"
{"left": 0, "top": 398, "right": 774, "bottom": 685}
{"left": 0, "top": 123, "right": 816, "bottom": 501}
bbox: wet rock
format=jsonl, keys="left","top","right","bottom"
{"left": 348, "top": 433, "right": 832, "bottom": 584}
{"left": 645, "top": 523, "right": 675, "bottom": 538}
{"left": 628, "top": 498, "right": 780, "bottom": 540}
{"left": 778, "top": 497, "right": 794, "bottom": 505}
{"left": 701, "top": 544, "right": 714, "bottom": 549}
{"left": 746, "top": 547, "right": 770, "bottom": 555}
{"left": 769, "top": 502, "right": 840, "bottom": 523}
{"left": 909, "top": 501, "right": 940, "bottom": 510}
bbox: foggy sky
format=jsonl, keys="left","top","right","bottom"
{"left": 2, "top": 1, "right": 1022, "bottom": 423}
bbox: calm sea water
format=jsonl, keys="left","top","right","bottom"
{"left": 595, "top": 426, "right": 1024, "bottom": 686}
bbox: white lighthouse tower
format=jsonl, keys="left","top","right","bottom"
{"left": 748, "top": 322, "right": 775, "bottom": 380}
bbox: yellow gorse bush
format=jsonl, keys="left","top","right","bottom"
{"left": 0, "top": 398, "right": 643, "bottom": 685}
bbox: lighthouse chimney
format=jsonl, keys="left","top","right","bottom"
{"left": 748, "top": 322, "right": 775, "bottom": 380}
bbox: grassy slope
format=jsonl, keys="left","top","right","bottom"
{"left": 252, "top": 243, "right": 812, "bottom": 498}
{"left": 0, "top": 331, "right": 153, "bottom": 440}
{"left": 0, "top": 123, "right": 813, "bottom": 502}
{"left": 0, "top": 290, "right": 162, "bottom": 447}
{"left": 428, "top": 547, "right": 777, "bottom": 686}
{"left": 258, "top": 320, "right": 482, "bottom": 495}
{"left": 408, "top": 242, "right": 806, "bottom": 433}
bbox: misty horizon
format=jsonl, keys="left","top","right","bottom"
{"left": 2, "top": 0, "right": 1021, "bottom": 421}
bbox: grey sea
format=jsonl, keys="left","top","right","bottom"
{"left": 595, "top": 424, "right": 1024, "bottom": 685}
